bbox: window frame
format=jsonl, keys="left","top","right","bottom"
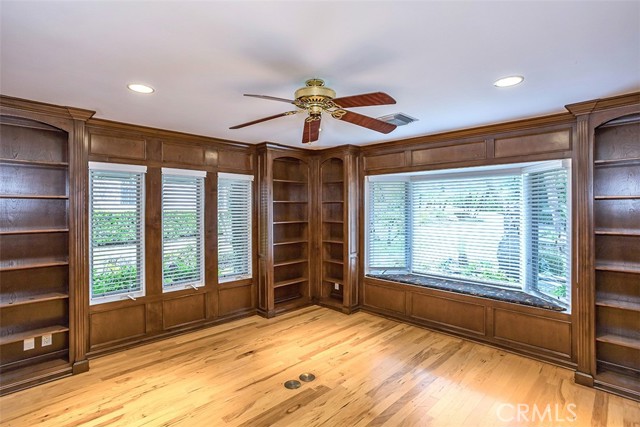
{"left": 217, "top": 172, "right": 254, "bottom": 283}
{"left": 161, "top": 167, "right": 207, "bottom": 293}
{"left": 89, "top": 161, "right": 147, "bottom": 305}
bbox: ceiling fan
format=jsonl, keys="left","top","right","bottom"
{"left": 230, "top": 78, "right": 397, "bottom": 144}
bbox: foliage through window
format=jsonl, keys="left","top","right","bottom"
{"left": 366, "top": 160, "right": 571, "bottom": 306}
{"left": 89, "top": 162, "right": 146, "bottom": 304}
{"left": 218, "top": 173, "right": 253, "bottom": 282}
{"left": 162, "top": 168, "right": 206, "bottom": 290}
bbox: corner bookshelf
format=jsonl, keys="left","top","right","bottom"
{"left": 317, "top": 149, "right": 359, "bottom": 313}
{"left": 320, "top": 158, "right": 345, "bottom": 307}
{"left": 592, "top": 113, "right": 640, "bottom": 397}
{"left": 0, "top": 116, "right": 72, "bottom": 394}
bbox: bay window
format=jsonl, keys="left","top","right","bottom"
{"left": 366, "top": 160, "right": 571, "bottom": 306}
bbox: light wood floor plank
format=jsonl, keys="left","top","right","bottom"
{"left": 1, "top": 306, "right": 638, "bottom": 426}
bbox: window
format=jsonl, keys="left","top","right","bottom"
{"left": 162, "top": 168, "right": 206, "bottom": 291}
{"left": 367, "top": 181, "right": 409, "bottom": 271}
{"left": 89, "top": 162, "right": 146, "bottom": 304}
{"left": 366, "top": 160, "right": 571, "bottom": 306}
{"left": 217, "top": 172, "right": 253, "bottom": 282}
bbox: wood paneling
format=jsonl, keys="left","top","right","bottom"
{"left": 162, "top": 294, "right": 207, "bottom": 329}
{"left": 363, "top": 278, "right": 572, "bottom": 365}
{"left": 219, "top": 285, "right": 253, "bottom": 316}
{"left": 218, "top": 149, "right": 253, "bottom": 172}
{"left": 363, "top": 283, "right": 406, "bottom": 314}
{"left": 90, "top": 305, "right": 145, "bottom": 346}
{"left": 494, "top": 129, "right": 571, "bottom": 158}
{"left": 161, "top": 141, "right": 205, "bottom": 165}
{"left": 89, "top": 133, "right": 145, "bottom": 159}
{"left": 493, "top": 308, "right": 571, "bottom": 356}
{"left": 410, "top": 293, "right": 485, "bottom": 335}
{"left": 363, "top": 151, "right": 405, "bottom": 171}
{"left": 411, "top": 141, "right": 486, "bottom": 166}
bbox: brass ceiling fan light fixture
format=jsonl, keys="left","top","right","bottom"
{"left": 230, "top": 78, "right": 398, "bottom": 144}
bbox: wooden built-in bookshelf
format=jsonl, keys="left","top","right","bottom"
{"left": 592, "top": 114, "right": 640, "bottom": 397}
{"left": 0, "top": 116, "right": 72, "bottom": 395}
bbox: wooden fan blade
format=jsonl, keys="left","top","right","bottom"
{"left": 302, "top": 118, "right": 321, "bottom": 144}
{"left": 332, "top": 92, "right": 396, "bottom": 108}
{"left": 244, "top": 94, "right": 295, "bottom": 104}
{"left": 229, "top": 111, "right": 297, "bottom": 129}
{"left": 337, "top": 110, "right": 396, "bottom": 134}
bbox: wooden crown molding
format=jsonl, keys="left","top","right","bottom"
{"left": 1, "top": 94, "right": 95, "bottom": 121}
{"left": 87, "top": 117, "right": 253, "bottom": 150}
{"left": 360, "top": 111, "right": 576, "bottom": 153}
{"left": 566, "top": 92, "right": 640, "bottom": 116}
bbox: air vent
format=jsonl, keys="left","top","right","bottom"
{"left": 377, "top": 113, "right": 418, "bottom": 126}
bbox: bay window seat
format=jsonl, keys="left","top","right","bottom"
{"left": 366, "top": 273, "right": 567, "bottom": 312}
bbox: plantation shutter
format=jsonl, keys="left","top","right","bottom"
{"left": 523, "top": 162, "right": 570, "bottom": 299}
{"left": 89, "top": 162, "right": 146, "bottom": 304}
{"left": 366, "top": 180, "right": 409, "bottom": 272}
{"left": 162, "top": 168, "right": 206, "bottom": 290}
{"left": 218, "top": 173, "right": 253, "bottom": 282}
{"left": 411, "top": 173, "right": 523, "bottom": 287}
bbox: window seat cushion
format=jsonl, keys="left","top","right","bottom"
{"left": 366, "top": 274, "right": 566, "bottom": 312}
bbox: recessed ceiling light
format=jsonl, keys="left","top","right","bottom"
{"left": 127, "top": 83, "right": 154, "bottom": 94}
{"left": 493, "top": 75, "right": 524, "bottom": 88}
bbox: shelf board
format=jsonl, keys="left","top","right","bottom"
{"left": 323, "top": 220, "right": 344, "bottom": 224}
{"left": 324, "top": 276, "right": 344, "bottom": 285}
{"left": 273, "top": 179, "right": 306, "bottom": 184}
{"left": 323, "top": 239, "right": 344, "bottom": 244}
{"left": 0, "top": 258, "right": 69, "bottom": 272}
{"left": 596, "top": 298, "right": 640, "bottom": 312}
{"left": 322, "top": 200, "right": 344, "bottom": 204}
{"left": 595, "top": 369, "right": 640, "bottom": 394}
{"left": 595, "top": 228, "right": 640, "bottom": 236}
{"left": 329, "top": 290, "right": 343, "bottom": 300}
{"left": 0, "top": 158, "right": 69, "bottom": 167}
{"left": 594, "top": 157, "right": 640, "bottom": 166}
{"left": 0, "top": 292, "right": 68, "bottom": 308}
{"left": 0, "top": 325, "right": 69, "bottom": 346}
{"left": 0, "top": 355, "right": 70, "bottom": 386}
{"left": 273, "top": 220, "right": 308, "bottom": 225}
{"left": 0, "top": 228, "right": 68, "bottom": 236}
{"left": 273, "top": 239, "right": 308, "bottom": 246}
{"left": 594, "top": 195, "right": 640, "bottom": 200}
{"left": 274, "top": 293, "right": 303, "bottom": 305}
{"left": 595, "top": 261, "right": 640, "bottom": 274}
{"left": 273, "top": 200, "right": 308, "bottom": 204}
{"left": 274, "top": 258, "right": 307, "bottom": 267}
{"left": 323, "top": 180, "right": 343, "bottom": 184}
{"left": 274, "top": 277, "right": 308, "bottom": 288}
{"left": 324, "top": 258, "right": 344, "bottom": 265}
{"left": 0, "top": 194, "right": 68, "bottom": 200}
{"left": 596, "top": 334, "right": 640, "bottom": 351}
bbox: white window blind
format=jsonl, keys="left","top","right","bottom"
{"left": 412, "top": 174, "right": 523, "bottom": 287}
{"left": 218, "top": 173, "right": 253, "bottom": 282}
{"left": 524, "top": 165, "right": 570, "bottom": 300}
{"left": 89, "top": 162, "right": 146, "bottom": 304}
{"left": 367, "top": 181, "right": 409, "bottom": 272}
{"left": 162, "top": 168, "right": 206, "bottom": 290}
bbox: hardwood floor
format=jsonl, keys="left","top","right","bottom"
{"left": 1, "top": 306, "right": 638, "bottom": 426}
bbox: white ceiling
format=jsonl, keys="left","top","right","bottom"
{"left": 1, "top": 1, "right": 639, "bottom": 149}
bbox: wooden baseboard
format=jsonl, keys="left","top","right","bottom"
{"left": 72, "top": 359, "right": 90, "bottom": 375}
{"left": 574, "top": 371, "right": 594, "bottom": 387}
